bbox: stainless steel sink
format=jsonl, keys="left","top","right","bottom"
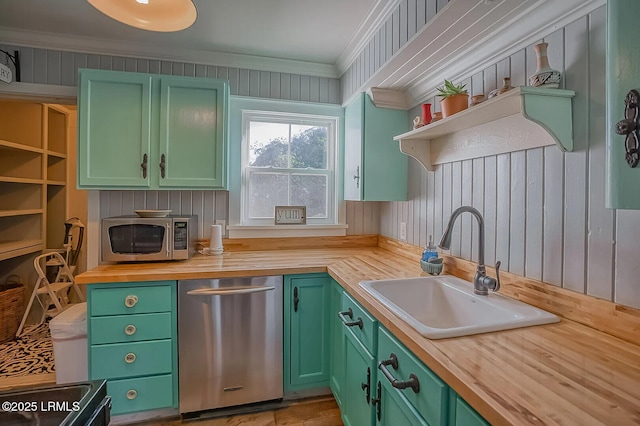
{"left": 359, "top": 275, "right": 559, "bottom": 339}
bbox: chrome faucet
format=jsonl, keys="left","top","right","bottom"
{"left": 438, "top": 206, "right": 501, "bottom": 295}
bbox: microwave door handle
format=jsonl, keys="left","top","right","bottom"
{"left": 166, "top": 223, "right": 170, "bottom": 258}
{"left": 186, "top": 286, "right": 276, "bottom": 296}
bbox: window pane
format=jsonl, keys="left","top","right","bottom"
{"left": 291, "top": 125, "right": 327, "bottom": 169}
{"left": 291, "top": 174, "right": 327, "bottom": 218}
{"left": 249, "top": 122, "right": 289, "bottom": 167}
{"left": 248, "top": 173, "right": 288, "bottom": 218}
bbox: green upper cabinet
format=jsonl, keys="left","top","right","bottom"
{"left": 78, "top": 70, "right": 152, "bottom": 188}
{"left": 606, "top": 0, "right": 640, "bottom": 209}
{"left": 344, "top": 93, "right": 409, "bottom": 201}
{"left": 77, "top": 69, "right": 229, "bottom": 190}
{"left": 284, "top": 273, "right": 332, "bottom": 393}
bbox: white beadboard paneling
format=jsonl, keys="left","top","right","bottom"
{"left": 586, "top": 7, "right": 614, "bottom": 300}
{"left": 441, "top": 163, "right": 453, "bottom": 255}
{"left": 509, "top": 151, "right": 526, "bottom": 276}
{"left": 495, "top": 153, "right": 511, "bottom": 271}
{"left": 424, "top": 168, "right": 433, "bottom": 248}
{"left": 471, "top": 158, "right": 484, "bottom": 263}
{"left": 483, "top": 156, "right": 497, "bottom": 266}
{"left": 614, "top": 210, "right": 640, "bottom": 308}
{"left": 510, "top": 50, "right": 526, "bottom": 87}
{"left": 562, "top": 16, "right": 589, "bottom": 293}
{"left": 483, "top": 64, "right": 497, "bottom": 97}
{"left": 496, "top": 57, "right": 510, "bottom": 87}
{"left": 460, "top": 160, "right": 472, "bottom": 260}
{"left": 433, "top": 165, "right": 443, "bottom": 243}
{"left": 450, "top": 162, "right": 462, "bottom": 257}
{"left": 542, "top": 146, "right": 564, "bottom": 286}
{"left": 525, "top": 148, "right": 543, "bottom": 280}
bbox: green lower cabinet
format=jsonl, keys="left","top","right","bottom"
{"left": 87, "top": 281, "right": 178, "bottom": 416}
{"left": 330, "top": 279, "right": 346, "bottom": 408}
{"left": 343, "top": 328, "right": 376, "bottom": 426}
{"left": 329, "top": 284, "right": 490, "bottom": 426}
{"left": 375, "top": 377, "right": 428, "bottom": 426}
{"left": 377, "top": 327, "right": 448, "bottom": 426}
{"left": 284, "top": 273, "right": 332, "bottom": 393}
{"left": 448, "top": 389, "right": 490, "bottom": 426}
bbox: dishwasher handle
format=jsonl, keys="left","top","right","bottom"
{"left": 186, "top": 286, "right": 275, "bottom": 296}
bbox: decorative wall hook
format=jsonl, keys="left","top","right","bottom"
{"left": 615, "top": 89, "right": 640, "bottom": 168}
{"left": 0, "top": 49, "right": 20, "bottom": 83}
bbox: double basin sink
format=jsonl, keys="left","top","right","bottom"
{"left": 359, "top": 275, "right": 559, "bottom": 339}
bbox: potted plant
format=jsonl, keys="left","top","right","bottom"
{"left": 437, "top": 80, "right": 469, "bottom": 118}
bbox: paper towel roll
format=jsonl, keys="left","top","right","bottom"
{"left": 209, "top": 224, "right": 223, "bottom": 254}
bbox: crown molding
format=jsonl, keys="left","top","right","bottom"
{"left": 0, "top": 27, "right": 340, "bottom": 79}
{"left": 0, "top": 81, "right": 76, "bottom": 103}
{"left": 335, "top": 0, "right": 402, "bottom": 75}
{"left": 366, "top": 87, "right": 411, "bottom": 110}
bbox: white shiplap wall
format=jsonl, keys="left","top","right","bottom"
{"left": 380, "top": 7, "right": 640, "bottom": 309}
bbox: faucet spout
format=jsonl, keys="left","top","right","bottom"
{"left": 438, "top": 206, "right": 501, "bottom": 295}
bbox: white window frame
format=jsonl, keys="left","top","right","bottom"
{"left": 240, "top": 110, "right": 339, "bottom": 227}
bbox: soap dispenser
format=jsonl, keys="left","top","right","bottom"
{"left": 421, "top": 236, "right": 439, "bottom": 262}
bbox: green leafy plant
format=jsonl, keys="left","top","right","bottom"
{"left": 436, "top": 80, "right": 468, "bottom": 98}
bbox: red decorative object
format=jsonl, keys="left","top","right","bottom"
{"left": 421, "top": 103, "right": 432, "bottom": 125}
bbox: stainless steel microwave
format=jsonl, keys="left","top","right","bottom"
{"left": 101, "top": 216, "right": 197, "bottom": 262}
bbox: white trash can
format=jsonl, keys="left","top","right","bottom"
{"left": 48, "top": 302, "right": 88, "bottom": 384}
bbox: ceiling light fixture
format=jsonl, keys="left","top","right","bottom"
{"left": 87, "top": 0, "right": 197, "bottom": 32}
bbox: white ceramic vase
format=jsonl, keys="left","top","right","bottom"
{"left": 529, "top": 42, "right": 561, "bottom": 88}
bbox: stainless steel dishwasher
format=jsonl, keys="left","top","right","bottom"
{"left": 178, "top": 276, "right": 283, "bottom": 414}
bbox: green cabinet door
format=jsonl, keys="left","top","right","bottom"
{"left": 448, "top": 389, "right": 490, "bottom": 426}
{"left": 342, "top": 327, "right": 375, "bottom": 426}
{"left": 376, "top": 378, "right": 428, "bottom": 426}
{"left": 159, "top": 76, "right": 228, "bottom": 188}
{"left": 344, "top": 92, "right": 409, "bottom": 201}
{"left": 78, "top": 69, "right": 229, "bottom": 190}
{"left": 284, "top": 273, "right": 331, "bottom": 392}
{"left": 329, "top": 279, "right": 346, "bottom": 408}
{"left": 78, "top": 69, "right": 152, "bottom": 188}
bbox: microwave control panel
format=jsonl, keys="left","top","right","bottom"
{"left": 174, "top": 221, "right": 189, "bottom": 250}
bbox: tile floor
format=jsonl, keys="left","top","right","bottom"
{"left": 131, "top": 397, "right": 343, "bottom": 426}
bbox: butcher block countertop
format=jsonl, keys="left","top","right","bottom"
{"left": 76, "top": 236, "right": 640, "bottom": 425}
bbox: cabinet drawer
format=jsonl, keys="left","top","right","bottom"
{"left": 90, "top": 284, "right": 172, "bottom": 316}
{"left": 90, "top": 339, "right": 172, "bottom": 379}
{"left": 108, "top": 374, "right": 174, "bottom": 415}
{"left": 90, "top": 312, "right": 172, "bottom": 344}
{"left": 340, "top": 291, "right": 377, "bottom": 353}
{"left": 377, "top": 327, "right": 448, "bottom": 426}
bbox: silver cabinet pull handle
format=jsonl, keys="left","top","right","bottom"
{"left": 126, "top": 389, "right": 137, "bottom": 400}
{"left": 124, "top": 353, "right": 136, "bottom": 364}
{"left": 125, "top": 325, "right": 136, "bottom": 336}
{"left": 187, "top": 286, "right": 275, "bottom": 296}
{"left": 124, "top": 295, "right": 138, "bottom": 308}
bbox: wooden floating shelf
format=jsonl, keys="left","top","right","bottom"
{"left": 0, "top": 240, "right": 44, "bottom": 261}
{"left": 0, "top": 209, "right": 43, "bottom": 218}
{"left": 394, "top": 86, "right": 575, "bottom": 171}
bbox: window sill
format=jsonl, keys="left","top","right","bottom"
{"left": 228, "top": 224, "right": 348, "bottom": 239}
